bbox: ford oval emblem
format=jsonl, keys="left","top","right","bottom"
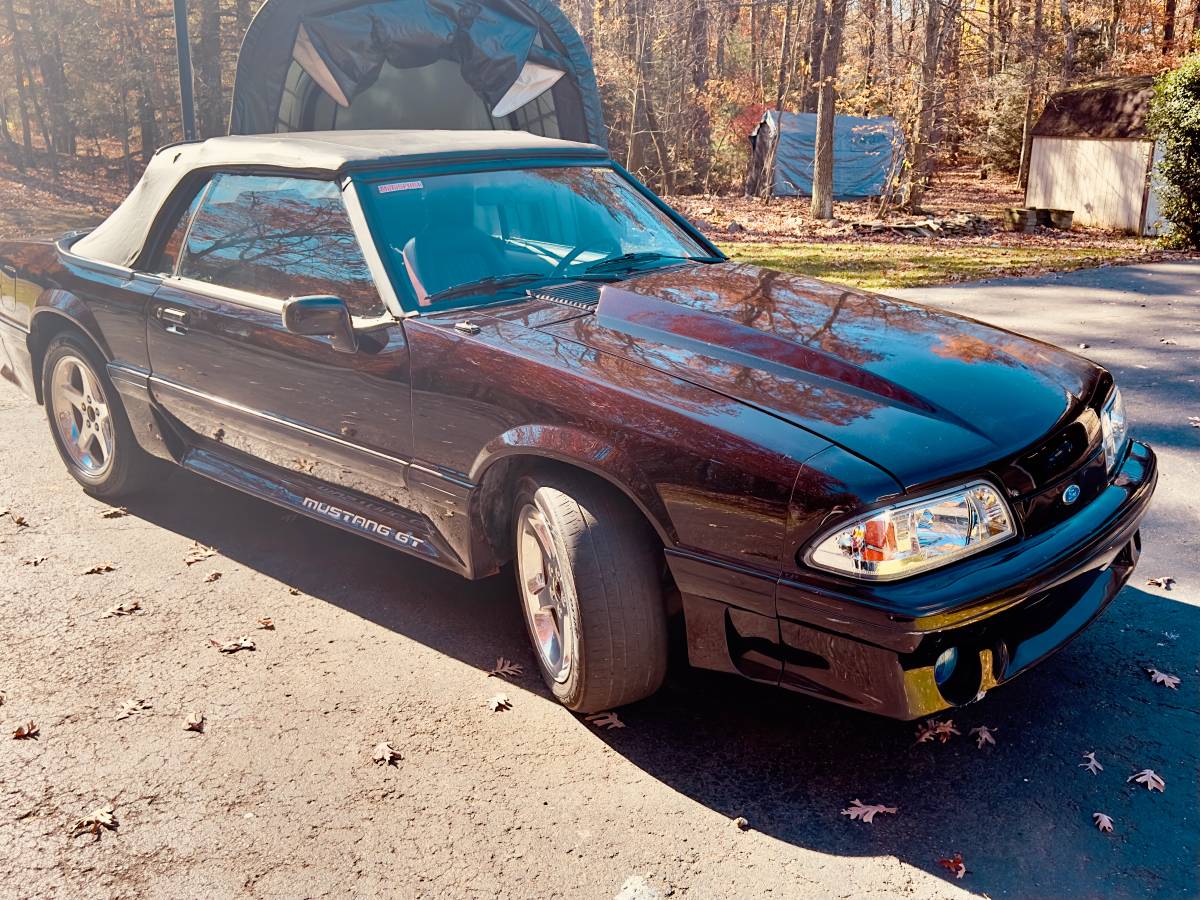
{"left": 1062, "top": 484, "right": 1082, "bottom": 505}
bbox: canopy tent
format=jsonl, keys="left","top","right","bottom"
{"left": 228, "top": 0, "right": 607, "bottom": 147}
{"left": 746, "top": 111, "right": 901, "bottom": 199}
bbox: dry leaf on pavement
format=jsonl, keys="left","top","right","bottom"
{"left": 256, "top": 617, "right": 275, "bottom": 630}
{"left": 1127, "top": 768, "right": 1165, "bottom": 792}
{"left": 939, "top": 853, "right": 967, "bottom": 879}
{"left": 487, "top": 694, "right": 512, "bottom": 712}
{"left": 1080, "top": 751, "right": 1103, "bottom": 775}
{"left": 731, "top": 816, "right": 750, "bottom": 830}
{"left": 71, "top": 805, "right": 117, "bottom": 840}
{"left": 840, "top": 800, "right": 897, "bottom": 824}
{"left": 184, "top": 543, "right": 216, "bottom": 566}
{"left": 487, "top": 657, "right": 523, "bottom": 679}
{"left": 82, "top": 563, "right": 116, "bottom": 575}
{"left": 1093, "top": 812, "right": 1115, "bottom": 833}
{"left": 915, "top": 718, "right": 960, "bottom": 744}
{"left": 115, "top": 698, "right": 151, "bottom": 720}
{"left": 99, "top": 507, "right": 129, "bottom": 519}
{"left": 209, "top": 637, "right": 256, "bottom": 654}
{"left": 585, "top": 711, "right": 625, "bottom": 730}
{"left": 13, "top": 721, "right": 39, "bottom": 740}
{"left": 204, "top": 571, "right": 222, "bottom": 583}
{"left": 21, "top": 556, "right": 47, "bottom": 567}
{"left": 1146, "top": 576, "right": 1175, "bottom": 590}
{"left": 184, "top": 712, "right": 205, "bottom": 733}
{"left": 1147, "top": 668, "right": 1180, "bottom": 689}
{"left": 100, "top": 600, "right": 141, "bottom": 619}
{"left": 287, "top": 587, "right": 300, "bottom": 596}
{"left": 12, "top": 514, "right": 28, "bottom": 527}
{"left": 969, "top": 725, "right": 997, "bottom": 748}
{"left": 372, "top": 741, "right": 401, "bottom": 765}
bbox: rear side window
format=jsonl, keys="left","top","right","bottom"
{"left": 154, "top": 184, "right": 207, "bottom": 275}
{"left": 178, "top": 173, "right": 383, "bottom": 316}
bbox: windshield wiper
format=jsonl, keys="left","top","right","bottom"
{"left": 426, "top": 273, "right": 548, "bottom": 304}
{"left": 583, "top": 252, "right": 722, "bottom": 275}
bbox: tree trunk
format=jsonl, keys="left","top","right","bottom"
{"left": 775, "top": 0, "right": 796, "bottom": 108}
{"left": 1018, "top": 0, "right": 1045, "bottom": 190}
{"left": 811, "top": 0, "right": 848, "bottom": 219}
{"left": 1060, "top": 0, "right": 1076, "bottom": 79}
{"left": 195, "top": 0, "right": 225, "bottom": 138}
{"left": 5, "top": 0, "right": 34, "bottom": 164}
{"left": 1163, "top": 0, "right": 1177, "bottom": 51}
{"left": 902, "top": 0, "right": 945, "bottom": 212}
{"left": 805, "top": 0, "right": 828, "bottom": 112}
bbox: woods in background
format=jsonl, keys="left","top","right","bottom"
{"left": 0, "top": 0, "right": 1195, "bottom": 201}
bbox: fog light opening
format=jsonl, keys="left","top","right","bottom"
{"left": 934, "top": 647, "right": 959, "bottom": 687}
{"left": 933, "top": 645, "right": 984, "bottom": 707}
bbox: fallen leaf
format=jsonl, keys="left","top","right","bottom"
{"left": 184, "top": 712, "right": 205, "bottom": 733}
{"left": 1093, "top": 812, "right": 1114, "bottom": 833}
{"left": 21, "top": 556, "right": 47, "bottom": 567}
{"left": 372, "top": 741, "right": 401, "bottom": 765}
{"left": 99, "top": 507, "right": 129, "bottom": 519}
{"left": 1159, "top": 337, "right": 1177, "bottom": 345}
{"left": 1080, "top": 751, "right": 1103, "bottom": 775}
{"left": 208, "top": 636, "right": 255, "bottom": 654}
{"left": 915, "top": 718, "right": 961, "bottom": 744}
{"left": 1146, "top": 576, "right": 1176, "bottom": 591}
{"left": 204, "top": 571, "right": 222, "bottom": 583}
{"left": 287, "top": 587, "right": 300, "bottom": 596}
{"left": 256, "top": 617, "right": 275, "bottom": 630}
{"left": 100, "top": 600, "right": 141, "bottom": 619}
{"left": 840, "top": 799, "right": 898, "bottom": 824}
{"left": 1147, "top": 668, "right": 1180, "bottom": 689}
{"left": 71, "top": 804, "right": 117, "bottom": 840}
{"left": 585, "top": 711, "right": 626, "bottom": 730}
{"left": 83, "top": 563, "right": 116, "bottom": 575}
{"left": 12, "top": 514, "right": 28, "bottom": 527}
{"left": 969, "top": 725, "right": 997, "bottom": 748}
{"left": 115, "top": 698, "right": 151, "bottom": 720}
{"left": 939, "top": 853, "right": 967, "bottom": 879}
{"left": 487, "top": 693, "right": 512, "bottom": 712}
{"left": 13, "top": 720, "right": 39, "bottom": 740}
{"left": 731, "top": 815, "right": 750, "bottom": 830}
{"left": 487, "top": 657, "right": 524, "bottom": 679}
{"left": 1189, "top": 416, "right": 1200, "bottom": 429}
{"left": 184, "top": 543, "right": 216, "bottom": 566}
{"left": 1127, "top": 768, "right": 1165, "bottom": 792}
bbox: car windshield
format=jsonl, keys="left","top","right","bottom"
{"left": 361, "top": 165, "right": 714, "bottom": 310}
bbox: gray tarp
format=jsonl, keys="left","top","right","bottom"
{"left": 229, "top": 0, "right": 607, "bottom": 147}
{"left": 748, "top": 111, "right": 901, "bottom": 199}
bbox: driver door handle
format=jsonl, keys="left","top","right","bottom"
{"left": 157, "top": 305, "right": 190, "bottom": 335}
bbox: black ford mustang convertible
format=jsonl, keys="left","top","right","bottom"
{"left": 0, "top": 131, "right": 1156, "bottom": 717}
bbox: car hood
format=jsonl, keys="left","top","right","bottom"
{"left": 539, "top": 263, "right": 1103, "bottom": 489}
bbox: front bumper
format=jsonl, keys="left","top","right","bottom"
{"left": 674, "top": 440, "right": 1158, "bottom": 720}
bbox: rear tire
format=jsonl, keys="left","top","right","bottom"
{"left": 42, "top": 332, "right": 151, "bottom": 500}
{"left": 513, "top": 472, "right": 668, "bottom": 713}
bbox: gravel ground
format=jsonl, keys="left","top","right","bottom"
{"left": 1, "top": 262, "right": 1197, "bottom": 899}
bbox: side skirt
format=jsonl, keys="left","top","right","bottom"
{"left": 181, "top": 446, "right": 469, "bottom": 577}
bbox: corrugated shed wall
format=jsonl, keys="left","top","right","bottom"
{"left": 1026, "top": 136, "right": 1153, "bottom": 233}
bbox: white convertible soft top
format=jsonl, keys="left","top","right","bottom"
{"left": 72, "top": 129, "right": 606, "bottom": 268}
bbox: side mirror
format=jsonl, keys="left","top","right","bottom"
{"left": 281, "top": 295, "right": 357, "bottom": 353}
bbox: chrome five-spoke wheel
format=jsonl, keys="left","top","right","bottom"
{"left": 517, "top": 503, "right": 575, "bottom": 683}
{"left": 51, "top": 353, "right": 115, "bottom": 478}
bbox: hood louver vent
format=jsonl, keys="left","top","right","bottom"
{"left": 528, "top": 282, "right": 603, "bottom": 309}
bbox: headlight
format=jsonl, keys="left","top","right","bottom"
{"left": 1101, "top": 386, "right": 1129, "bottom": 475}
{"left": 805, "top": 481, "right": 1016, "bottom": 581}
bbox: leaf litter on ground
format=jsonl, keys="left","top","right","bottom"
{"left": 1093, "top": 812, "right": 1115, "bottom": 833}
{"left": 372, "top": 741, "right": 401, "bottom": 765}
{"left": 1147, "top": 668, "right": 1180, "bottom": 689}
{"left": 487, "top": 694, "right": 512, "bottom": 712}
{"left": 100, "top": 600, "right": 141, "bottom": 619}
{"left": 841, "top": 800, "right": 898, "bottom": 824}
{"left": 915, "top": 718, "right": 960, "bottom": 744}
{"left": 969, "top": 725, "right": 997, "bottom": 748}
{"left": 184, "top": 712, "right": 205, "bottom": 733}
{"left": 939, "top": 853, "right": 967, "bottom": 879}
{"left": 1146, "top": 576, "right": 1175, "bottom": 590}
{"left": 115, "top": 698, "right": 151, "bottom": 720}
{"left": 184, "top": 542, "right": 216, "bottom": 566}
{"left": 1080, "top": 751, "right": 1103, "bottom": 775}
{"left": 487, "top": 657, "right": 523, "bottom": 679}
{"left": 99, "top": 507, "right": 128, "bottom": 519}
{"left": 82, "top": 563, "right": 116, "bottom": 575}
{"left": 71, "top": 805, "right": 117, "bottom": 840}
{"left": 256, "top": 617, "right": 275, "bottom": 630}
{"left": 585, "top": 711, "right": 625, "bottom": 730}
{"left": 21, "top": 556, "right": 47, "bottom": 566}
{"left": 1128, "top": 769, "right": 1165, "bottom": 792}
{"left": 13, "top": 721, "right": 39, "bottom": 740}
{"left": 209, "top": 636, "right": 255, "bottom": 654}
{"left": 204, "top": 571, "right": 222, "bottom": 583}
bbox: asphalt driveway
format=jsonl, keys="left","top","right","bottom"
{"left": 1, "top": 261, "right": 1197, "bottom": 899}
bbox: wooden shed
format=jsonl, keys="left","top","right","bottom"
{"left": 1026, "top": 76, "right": 1164, "bottom": 235}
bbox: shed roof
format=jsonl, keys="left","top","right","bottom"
{"left": 1032, "top": 76, "right": 1155, "bottom": 140}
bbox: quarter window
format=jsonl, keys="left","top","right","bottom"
{"left": 178, "top": 173, "right": 383, "bottom": 316}
{"left": 154, "top": 184, "right": 207, "bottom": 276}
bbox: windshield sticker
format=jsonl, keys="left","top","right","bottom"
{"left": 378, "top": 180, "right": 424, "bottom": 194}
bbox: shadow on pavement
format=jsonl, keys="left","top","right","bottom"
{"left": 122, "top": 461, "right": 1198, "bottom": 899}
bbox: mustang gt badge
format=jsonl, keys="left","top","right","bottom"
{"left": 1062, "top": 484, "right": 1082, "bottom": 505}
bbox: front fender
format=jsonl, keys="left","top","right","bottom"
{"left": 470, "top": 424, "right": 676, "bottom": 545}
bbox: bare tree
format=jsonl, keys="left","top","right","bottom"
{"left": 1017, "top": 0, "right": 1045, "bottom": 190}
{"left": 811, "top": 0, "right": 849, "bottom": 219}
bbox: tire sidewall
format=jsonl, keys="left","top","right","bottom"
{"left": 514, "top": 477, "right": 588, "bottom": 708}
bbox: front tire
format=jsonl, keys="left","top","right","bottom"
{"left": 513, "top": 472, "right": 668, "bottom": 713}
{"left": 42, "top": 332, "right": 150, "bottom": 500}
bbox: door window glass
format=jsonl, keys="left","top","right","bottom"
{"left": 179, "top": 173, "right": 383, "bottom": 316}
